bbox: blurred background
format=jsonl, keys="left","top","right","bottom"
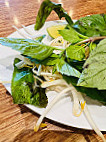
{"left": 0, "top": 0, "right": 106, "bottom": 37}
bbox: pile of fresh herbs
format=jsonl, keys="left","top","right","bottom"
{"left": 0, "top": 0, "right": 106, "bottom": 108}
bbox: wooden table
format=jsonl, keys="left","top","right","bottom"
{"left": 0, "top": 0, "right": 106, "bottom": 141}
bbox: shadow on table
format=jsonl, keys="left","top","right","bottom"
{"left": 13, "top": 129, "right": 103, "bottom": 142}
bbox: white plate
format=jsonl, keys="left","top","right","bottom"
{"left": 0, "top": 20, "right": 106, "bottom": 131}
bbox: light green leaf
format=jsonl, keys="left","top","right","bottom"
{"left": 56, "top": 59, "right": 81, "bottom": 78}
{"left": 35, "top": 34, "right": 46, "bottom": 42}
{"left": 59, "top": 26, "right": 88, "bottom": 44}
{"left": 66, "top": 45, "right": 85, "bottom": 61}
{"left": 59, "top": 28, "right": 80, "bottom": 43}
{"left": 89, "top": 42, "right": 96, "bottom": 52}
{"left": 77, "top": 39, "right": 106, "bottom": 90}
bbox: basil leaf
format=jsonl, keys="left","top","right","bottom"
{"left": 24, "top": 54, "right": 59, "bottom": 66}
{"left": 73, "top": 14, "right": 106, "bottom": 37}
{"left": 35, "top": 0, "right": 73, "bottom": 30}
{"left": 0, "top": 38, "right": 56, "bottom": 60}
{"left": 11, "top": 58, "right": 48, "bottom": 107}
{"left": 77, "top": 39, "right": 106, "bottom": 90}
{"left": 66, "top": 45, "right": 85, "bottom": 61}
{"left": 56, "top": 59, "right": 81, "bottom": 78}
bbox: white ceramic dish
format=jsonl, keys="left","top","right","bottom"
{"left": 0, "top": 20, "right": 106, "bottom": 131}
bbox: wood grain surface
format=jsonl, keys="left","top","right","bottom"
{"left": 0, "top": 0, "right": 106, "bottom": 142}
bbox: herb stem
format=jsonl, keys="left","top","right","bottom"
{"left": 76, "top": 36, "right": 106, "bottom": 45}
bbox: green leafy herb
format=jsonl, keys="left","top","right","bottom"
{"left": 73, "top": 14, "right": 106, "bottom": 37}
{"left": 66, "top": 44, "right": 85, "bottom": 61}
{"left": 32, "top": 87, "right": 48, "bottom": 108}
{"left": 0, "top": 0, "right": 106, "bottom": 108}
{"left": 0, "top": 38, "right": 56, "bottom": 60}
{"left": 40, "top": 54, "right": 59, "bottom": 66}
{"left": 35, "top": 0, "right": 73, "bottom": 30}
{"left": 77, "top": 39, "right": 106, "bottom": 90}
{"left": 24, "top": 54, "right": 59, "bottom": 66}
{"left": 11, "top": 58, "right": 48, "bottom": 107}
{"left": 12, "top": 58, "right": 34, "bottom": 104}
{"left": 59, "top": 26, "right": 88, "bottom": 44}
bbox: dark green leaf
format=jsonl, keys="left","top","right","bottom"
{"left": 12, "top": 58, "right": 34, "bottom": 104}
{"left": 77, "top": 39, "right": 106, "bottom": 90}
{"left": 24, "top": 54, "right": 59, "bottom": 66}
{"left": 40, "top": 57, "right": 59, "bottom": 66}
{"left": 11, "top": 58, "right": 48, "bottom": 107}
{"left": 35, "top": 0, "right": 73, "bottom": 30}
{"left": 66, "top": 59, "right": 84, "bottom": 72}
{"left": 32, "top": 87, "right": 48, "bottom": 108}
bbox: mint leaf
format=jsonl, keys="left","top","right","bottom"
{"left": 77, "top": 39, "right": 106, "bottom": 90}
{"left": 66, "top": 45, "right": 85, "bottom": 61}
{"left": 0, "top": 38, "right": 56, "bottom": 60}
{"left": 59, "top": 27, "right": 81, "bottom": 43}
{"left": 59, "top": 26, "right": 87, "bottom": 44}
